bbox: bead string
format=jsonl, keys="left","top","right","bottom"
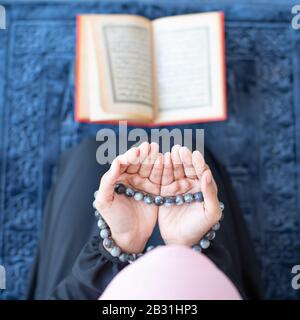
{"left": 93, "top": 190, "right": 224, "bottom": 264}
{"left": 114, "top": 183, "right": 204, "bottom": 206}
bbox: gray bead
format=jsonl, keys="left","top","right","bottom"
{"left": 144, "top": 195, "right": 154, "bottom": 204}
{"left": 154, "top": 196, "right": 164, "bottom": 206}
{"left": 119, "top": 253, "right": 129, "bottom": 262}
{"left": 103, "top": 238, "right": 114, "bottom": 249}
{"left": 97, "top": 219, "right": 108, "bottom": 229}
{"left": 183, "top": 193, "right": 193, "bottom": 203}
{"left": 164, "top": 196, "right": 175, "bottom": 207}
{"left": 205, "top": 230, "right": 216, "bottom": 241}
{"left": 192, "top": 245, "right": 202, "bottom": 253}
{"left": 134, "top": 191, "right": 144, "bottom": 201}
{"left": 92, "top": 200, "right": 97, "bottom": 209}
{"left": 175, "top": 195, "right": 184, "bottom": 206}
{"left": 219, "top": 202, "right": 225, "bottom": 211}
{"left": 127, "top": 253, "right": 137, "bottom": 263}
{"left": 146, "top": 245, "right": 155, "bottom": 252}
{"left": 200, "top": 238, "right": 210, "bottom": 249}
{"left": 212, "top": 222, "right": 221, "bottom": 231}
{"left": 125, "top": 187, "right": 135, "bottom": 197}
{"left": 194, "top": 192, "right": 204, "bottom": 202}
{"left": 94, "top": 210, "right": 100, "bottom": 218}
{"left": 111, "top": 246, "right": 121, "bottom": 257}
{"left": 94, "top": 191, "right": 98, "bottom": 199}
{"left": 100, "top": 228, "right": 111, "bottom": 239}
{"left": 114, "top": 183, "right": 126, "bottom": 194}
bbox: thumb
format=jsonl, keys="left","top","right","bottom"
{"left": 96, "top": 159, "right": 121, "bottom": 208}
{"left": 201, "top": 169, "right": 221, "bottom": 221}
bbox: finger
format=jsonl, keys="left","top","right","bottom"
{"left": 171, "top": 144, "right": 185, "bottom": 180}
{"left": 201, "top": 169, "right": 221, "bottom": 220}
{"left": 98, "top": 151, "right": 133, "bottom": 194}
{"left": 113, "top": 153, "right": 132, "bottom": 175}
{"left": 192, "top": 150, "right": 206, "bottom": 179}
{"left": 149, "top": 153, "right": 163, "bottom": 185}
{"left": 138, "top": 142, "right": 159, "bottom": 178}
{"left": 125, "top": 146, "right": 141, "bottom": 174}
{"left": 179, "top": 146, "right": 197, "bottom": 179}
{"left": 97, "top": 158, "right": 121, "bottom": 204}
{"left": 161, "top": 152, "right": 174, "bottom": 186}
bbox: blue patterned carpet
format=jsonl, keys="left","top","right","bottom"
{"left": 0, "top": 0, "right": 300, "bottom": 299}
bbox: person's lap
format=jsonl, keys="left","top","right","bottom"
{"left": 27, "top": 138, "right": 263, "bottom": 299}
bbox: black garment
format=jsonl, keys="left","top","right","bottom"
{"left": 26, "top": 139, "right": 264, "bottom": 300}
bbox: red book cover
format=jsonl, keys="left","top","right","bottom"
{"left": 75, "top": 12, "right": 227, "bottom": 127}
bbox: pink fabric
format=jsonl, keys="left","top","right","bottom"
{"left": 100, "top": 245, "right": 241, "bottom": 300}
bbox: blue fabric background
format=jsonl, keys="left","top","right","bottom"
{"left": 0, "top": 0, "right": 300, "bottom": 299}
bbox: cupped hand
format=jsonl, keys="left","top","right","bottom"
{"left": 94, "top": 142, "right": 163, "bottom": 253}
{"left": 158, "top": 145, "right": 222, "bottom": 246}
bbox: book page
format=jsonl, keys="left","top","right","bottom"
{"left": 152, "top": 12, "right": 226, "bottom": 123}
{"left": 90, "top": 15, "right": 154, "bottom": 120}
{"left": 85, "top": 18, "right": 132, "bottom": 121}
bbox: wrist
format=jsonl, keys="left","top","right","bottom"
{"left": 163, "top": 239, "right": 186, "bottom": 246}
{"left": 162, "top": 227, "right": 218, "bottom": 250}
{"left": 111, "top": 231, "right": 149, "bottom": 254}
{"left": 161, "top": 229, "right": 207, "bottom": 247}
{"left": 162, "top": 237, "right": 199, "bottom": 247}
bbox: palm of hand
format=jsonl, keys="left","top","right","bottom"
{"left": 160, "top": 178, "right": 209, "bottom": 246}
{"left": 107, "top": 172, "right": 159, "bottom": 240}
{"left": 158, "top": 146, "right": 221, "bottom": 246}
{"left": 96, "top": 143, "right": 162, "bottom": 252}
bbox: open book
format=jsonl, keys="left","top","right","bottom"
{"left": 76, "top": 12, "right": 226, "bottom": 125}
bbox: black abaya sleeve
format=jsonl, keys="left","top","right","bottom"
{"left": 50, "top": 236, "right": 127, "bottom": 300}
